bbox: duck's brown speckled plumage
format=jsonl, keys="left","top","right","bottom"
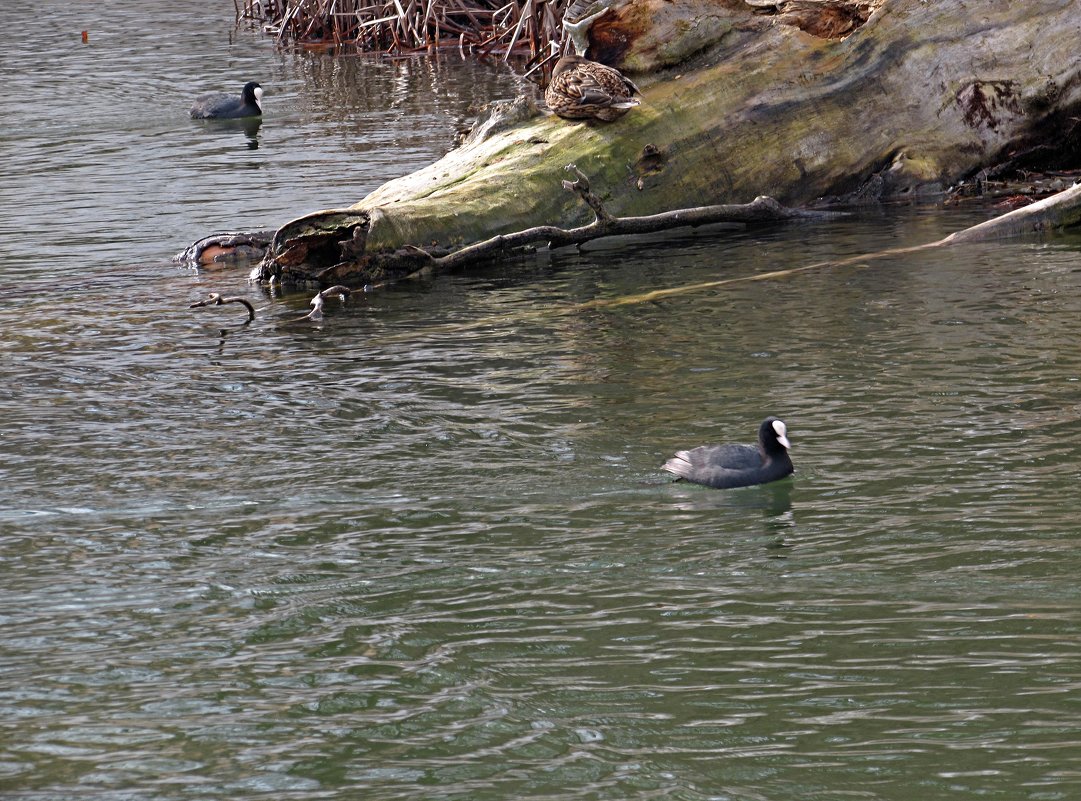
{"left": 544, "top": 55, "right": 640, "bottom": 122}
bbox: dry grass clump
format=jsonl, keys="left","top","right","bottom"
{"left": 236, "top": 0, "right": 571, "bottom": 59}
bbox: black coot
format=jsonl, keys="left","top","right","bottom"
{"left": 663, "top": 417, "right": 794, "bottom": 489}
{"left": 190, "top": 81, "right": 263, "bottom": 119}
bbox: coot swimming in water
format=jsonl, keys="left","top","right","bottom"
{"left": 663, "top": 417, "right": 794, "bottom": 489}
{"left": 190, "top": 81, "right": 263, "bottom": 120}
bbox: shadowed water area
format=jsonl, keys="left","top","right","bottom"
{"left": 3, "top": 2, "right": 1081, "bottom": 799}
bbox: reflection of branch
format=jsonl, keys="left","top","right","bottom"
{"left": 406, "top": 164, "right": 844, "bottom": 275}
{"left": 189, "top": 293, "right": 256, "bottom": 323}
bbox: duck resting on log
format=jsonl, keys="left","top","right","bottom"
{"left": 544, "top": 0, "right": 639, "bottom": 122}
{"left": 544, "top": 54, "right": 640, "bottom": 122}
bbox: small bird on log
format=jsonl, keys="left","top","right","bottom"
{"left": 545, "top": 55, "right": 640, "bottom": 122}
{"left": 190, "top": 81, "right": 263, "bottom": 120}
{"left": 189, "top": 293, "right": 256, "bottom": 323}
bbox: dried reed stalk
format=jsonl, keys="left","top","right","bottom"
{"left": 238, "top": 0, "right": 574, "bottom": 59}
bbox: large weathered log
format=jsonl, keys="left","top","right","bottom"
{"left": 288, "top": 178, "right": 1081, "bottom": 318}
{"left": 397, "top": 164, "right": 846, "bottom": 275}
{"left": 243, "top": 0, "right": 1081, "bottom": 288}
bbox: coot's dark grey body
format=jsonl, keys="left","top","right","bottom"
{"left": 190, "top": 81, "right": 263, "bottom": 119}
{"left": 663, "top": 417, "right": 793, "bottom": 489}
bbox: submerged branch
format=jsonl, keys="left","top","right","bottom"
{"left": 294, "top": 175, "right": 1081, "bottom": 323}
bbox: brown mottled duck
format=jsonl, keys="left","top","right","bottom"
{"left": 544, "top": 55, "right": 640, "bottom": 122}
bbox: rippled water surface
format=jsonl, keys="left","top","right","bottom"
{"left": 4, "top": 2, "right": 1081, "bottom": 799}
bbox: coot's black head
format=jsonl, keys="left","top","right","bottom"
{"left": 241, "top": 81, "right": 263, "bottom": 107}
{"left": 759, "top": 417, "right": 791, "bottom": 455}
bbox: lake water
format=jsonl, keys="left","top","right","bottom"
{"left": 4, "top": 2, "right": 1081, "bottom": 800}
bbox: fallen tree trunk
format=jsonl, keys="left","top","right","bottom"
{"left": 187, "top": 172, "right": 1081, "bottom": 326}
{"left": 232, "top": 0, "right": 1081, "bottom": 288}
{"left": 394, "top": 164, "right": 846, "bottom": 279}
{"left": 284, "top": 170, "right": 1081, "bottom": 302}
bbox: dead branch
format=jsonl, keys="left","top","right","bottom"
{"left": 189, "top": 293, "right": 257, "bottom": 323}
{"left": 299, "top": 285, "right": 355, "bottom": 321}
{"left": 403, "top": 163, "right": 844, "bottom": 274}
{"left": 395, "top": 168, "right": 1081, "bottom": 282}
